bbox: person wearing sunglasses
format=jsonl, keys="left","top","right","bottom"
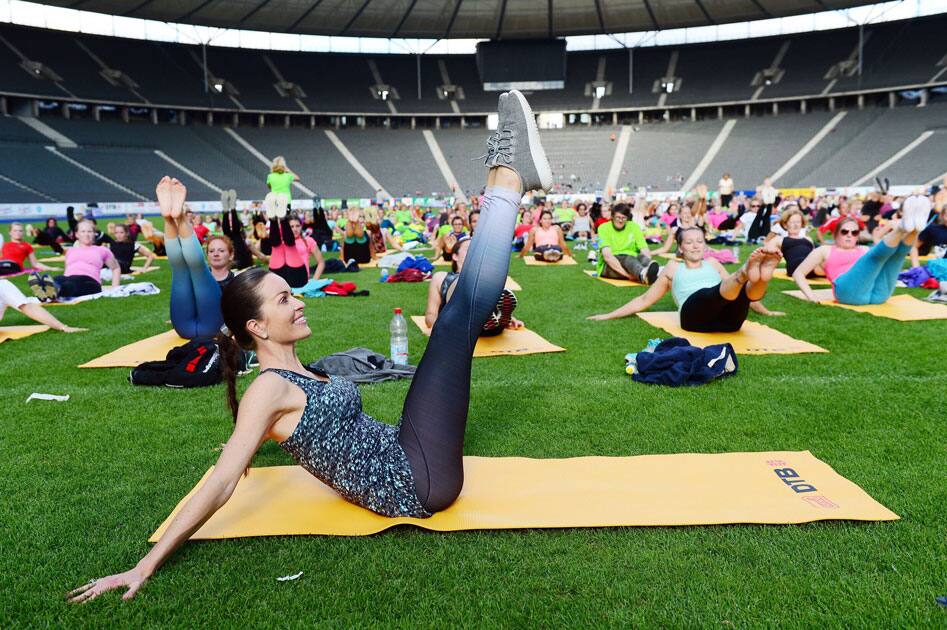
{"left": 790, "top": 208, "right": 927, "bottom": 305}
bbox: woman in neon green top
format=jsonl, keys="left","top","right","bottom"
{"left": 266, "top": 156, "right": 299, "bottom": 205}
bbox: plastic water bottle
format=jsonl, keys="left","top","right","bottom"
{"left": 389, "top": 308, "right": 408, "bottom": 365}
{"left": 379, "top": 268, "right": 389, "bottom": 283}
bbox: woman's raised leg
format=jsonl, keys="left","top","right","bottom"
{"left": 835, "top": 225, "right": 916, "bottom": 305}
{"left": 397, "top": 91, "right": 551, "bottom": 513}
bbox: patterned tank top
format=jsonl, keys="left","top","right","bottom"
{"left": 268, "top": 368, "right": 430, "bottom": 518}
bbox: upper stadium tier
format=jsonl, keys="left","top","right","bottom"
{"left": 32, "top": 0, "right": 881, "bottom": 39}
{"left": 0, "top": 15, "right": 944, "bottom": 115}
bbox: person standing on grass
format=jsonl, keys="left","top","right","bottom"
{"left": 69, "top": 90, "right": 553, "bottom": 604}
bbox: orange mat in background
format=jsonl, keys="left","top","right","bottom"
{"left": 522, "top": 255, "right": 578, "bottom": 266}
{"left": 637, "top": 311, "right": 828, "bottom": 354}
{"left": 771, "top": 269, "right": 831, "bottom": 285}
{"left": 0, "top": 325, "right": 49, "bottom": 343}
{"left": 783, "top": 290, "right": 947, "bottom": 321}
{"left": 411, "top": 315, "right": 564, "bottom": 357}
{"left": 583, "top": 269, "right": 645, "bottom": 287}
{"left": 79, "top": 329, "right": 185, "bottom": 367}
{"left": 149, "top": 451, "right": 898, "bottom": 540}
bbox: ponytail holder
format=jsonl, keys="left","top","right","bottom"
{"left": 220, "top": 324, "right": 232, "bottom": 338}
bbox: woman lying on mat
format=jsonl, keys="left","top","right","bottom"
{"left": 426, "top": 235, "right": 522, "bottom": 335}
{"left": 0, "top": 278, "right": 85, "bottom": 332}
{"left": 29, "top": 220, "right": 121, "bottom": 302}
{"left": 28, "top": 217, "right": 68, "bottom": 254}
{"left": 791, "top": 211, "right": 924, "bottom": 306}
{"left": 588, "top": 227, "right": 784, "bottom": 329}
{"left": 155, "top": 177, "right": 225, "bottom": 339}
{"left": 519, "top": 209, "right": 571, "bottom": 262}
{"left": 109, "top": 224, "right": 156, "bottom": 275}
{"left": 1, "top": 223, "right": 58, "bottom": 274}
{"left": 69, "top": 89, "right": 551, "bottom": 603}
{"left": 765, "top": 207, "right": 822, "bottom": 278}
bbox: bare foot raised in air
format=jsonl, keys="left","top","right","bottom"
{"left": 744, "top": 248, "right": 766, "bottom": 284}
{"left": 169, "top": 178, "right": 187, "bottom": 220}
{"left": 759, "top": 248, "right": 782, "bottom": 283}
{"left": 156, "top": 176, "right": 172, "bottom": 218}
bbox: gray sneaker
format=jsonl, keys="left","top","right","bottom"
{"left": 483, "top": 90, "right": 552, "bottom": 193}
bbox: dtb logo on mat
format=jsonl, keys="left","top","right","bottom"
{"left": 772, "top": 467, "right": 816, "bottom": 493}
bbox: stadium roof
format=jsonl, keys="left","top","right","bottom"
{"left": 43, "top": 1, "right": 881, "bottom": 39}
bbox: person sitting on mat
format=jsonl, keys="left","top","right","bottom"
{"left": 69, "top": 90, "right": 553, "bottom": 604}
{"left": 426, "top": 235, "right": 522, "bottom": 335}
{"left": 588, "top": 227, "right": 784, "bottom": 328}
{"left": 1, "top": 223, "right": 58, "bottom": 275}
{"left": 109, "top": 224, "right": 156, "bottom": 275}
{"left": 764, "top": 207, "right": 821, "bottom": 278}
{"left": 339, "top": 208, "right": 375, "bottom": 266}
{"left": 0, "top": 278, "right": 85, "bottom": 333}
{"left": 154, "top": 177, "right": 226, "bottom": 339}
{"left": 433, "top": 215, "right": 468, "bottom": 263}
{"left": 596, "top": 203, "right": 659, "bottom": 284}
{"left": 909, "top": 197, "right": 946, "bottom": 268}
{"left": 288, "top": 215, "right": 325, "bottom": 281}
{"left": 29, "top": 217, "right": 68, "bottom": 254}
{"left": 791, "top": 210, "right": 925, "bottom": 306}
{"left": 29, "top": 220, "right": 121, "bottom": 302}
{"left": 519, "top": 209, "right": 571, "bottom": 262}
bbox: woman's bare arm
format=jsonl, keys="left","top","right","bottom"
{"left": 792, "top": 246, "right": 829, "bottom": 301}
{"left": 67, "top": 375, "right": 288, "bottom": 603}
{"left": 425, "top": 272, "right": 446, "bottom": 328}
{"left": 588, "top": 264, "right": 675, "bottom": 320}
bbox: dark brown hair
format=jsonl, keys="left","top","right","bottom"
{"left": 217, "top": 267, "right": 269, "bottom": 425}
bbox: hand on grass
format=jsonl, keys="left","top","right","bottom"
{"left": 67, "top": 568, "right": 149, "bottom": 603}
{"left": 507, "top": 317, "right": 524, "bottom": 330}
{"left": 587, "top": 313, "right": 611, "bottom": 321}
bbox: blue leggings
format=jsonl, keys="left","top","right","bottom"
{"left": 396, "top": 186, "right": 521, "bottom": 513}
{"left": 166, "top": 235, "right": 223, "bottom": 339}
{"left": 834, "top": 240, "right": 911, "bottom": 306}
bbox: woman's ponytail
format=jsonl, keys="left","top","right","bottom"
{"left": 216, "top": 331, "right": 241, "bottom": 424}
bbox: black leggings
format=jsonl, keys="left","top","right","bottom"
{"left": 33, "top": 231, "right": 65, "bottom": 254}
{"left": 54, "top": 274, "right": 101, "bottom": 298}
{"left": 221, "top": 209, "right": 253, "bottom": 269}
{"left": 396, "top": 186, "right": 521, "bottom": 513}
{"left": 747, "top": 205, "right": 773, "bottom": 242}
{"left": 680, "top": 284, "right": 751, "bottom": 333}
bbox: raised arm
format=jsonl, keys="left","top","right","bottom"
{"left": 588, "top": 266, "right": 674, "bottom": 320}
{"left": 425, "top": 272, "right": 446, "bottom": 328}
{"left": 791, "top": 246, "right": 830, "bottom": 302}
{"left": 68, "top": 377, "right": 284, "bottom": 603}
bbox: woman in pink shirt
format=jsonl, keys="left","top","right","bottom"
{"left": 519, "top": 209, "right": 571, "bottom": 262}
{"left": 288, "top": 216, "right": 324, "bottom": 281}
{"left": 791, "top": 207, "right": 927, "bottom": 305}
{"left": 30, "top": 220, "right": 120, "bottom": 301}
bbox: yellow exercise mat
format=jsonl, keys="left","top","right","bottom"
{"left": 656, "top": 253, "right": 682, "bottom": 261}
{"left": 135, "top": 255, "right": 168, "bottom": 260}
{"left": 583, "top": 269, "right": 644, "bottom": 287}
{"left": 504, "top": 277, "right": 521, "bottom": 291}
{"left": 130, "top": 266, "right": 160, "bottom": 275}
{"left": 79, "top": 329, "right": 186, "bottom": 367}
{"left": 149, "top": 451, "right": 898, "bottom": 541}
{"left": 411, "top": 315, "right": 564, "bottom": 357}
{"left": 522, "top": 255, "right": 578, "bottom": 266}
{"left": 637, "top": 311, "right": 827, "bottom": 354}
{"left": 0, "top": 325, "right": 49, "bottom": 343}
{"left": 783, "top": 289, "right": 947, "bottom": 321}
{"left": 771, "top": 269, "right": 831, "bottom": 285}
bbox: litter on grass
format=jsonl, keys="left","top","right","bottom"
{"left": 26, "top": 393, "right": 69, "bottom": 402}
{"left": 277, "top": 572, "right": 304, "bottom": 582}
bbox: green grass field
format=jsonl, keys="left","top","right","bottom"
{"left": 1, "top": 231, "right": 945, "bottom": 627}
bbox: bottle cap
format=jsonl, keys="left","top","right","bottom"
{"left": 394, "top": 308, "right": 402, "bottom": 314}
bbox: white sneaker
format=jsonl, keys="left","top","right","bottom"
{"left": 263, "top": 192, "right": 277, "bottom": 218}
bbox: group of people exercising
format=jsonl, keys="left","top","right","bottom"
{"left": 0, "top": 91, "right": 934, "bottom": 604}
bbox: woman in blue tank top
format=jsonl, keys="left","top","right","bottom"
{"left": 588, "top": 227, "right": 784, "bottom": 331}
{"left": 70, "top": 90, "right": 554, "bottom": 604}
